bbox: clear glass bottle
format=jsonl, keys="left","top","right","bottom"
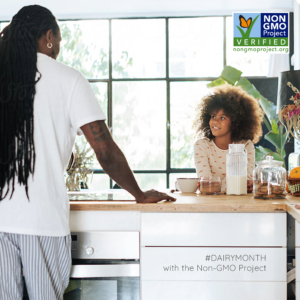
{"left": 226, "top": 144, "right": 247, "bottom": 195}
{"left": 253, "top": 155, "right": 286, "bottom": 199}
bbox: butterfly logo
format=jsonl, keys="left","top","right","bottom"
{"left": 239, "top": 15, "right": 252, "bottom": 28}
{"left": 236, "top": 14, "right": 259, "bottom": 39}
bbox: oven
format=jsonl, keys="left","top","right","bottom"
{"left": 64, "top": 231, "right": 140, "bottom": 300}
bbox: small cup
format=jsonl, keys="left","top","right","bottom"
{"left": 199, "top": 176, "right": 221, "bottom": 195}
{"left": 175, "top": 178, "right": 199, "bottom": 193}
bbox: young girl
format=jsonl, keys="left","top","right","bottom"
{"left": 193, "top": 84, "right": 264, "bottom": 192}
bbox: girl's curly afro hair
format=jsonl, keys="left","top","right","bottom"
{"left": 193, "top": 84, "right": 264, "bottom": 144}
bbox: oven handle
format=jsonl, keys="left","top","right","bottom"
{"left": 70, "top": 264, "right": 140, "bottom": 278}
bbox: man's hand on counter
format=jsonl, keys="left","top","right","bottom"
{"left": 81, "top": 121, "right": 176, "bottom": 204}
{"left": 136, "top": 189, "right": 176, "bottom": 203}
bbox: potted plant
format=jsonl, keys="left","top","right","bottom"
{"left": 66, "top": 141, "right": 94, "bottom": 191}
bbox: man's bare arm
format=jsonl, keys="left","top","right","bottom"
{"left": 81, "top": 120, "right": 146, "bottom": 202}
{"left": 81, "top": 121, "right": 176, "bottom": 203}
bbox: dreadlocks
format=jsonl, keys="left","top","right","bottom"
{"left": 0, "top": 5, "right": 59, "bottom": 200}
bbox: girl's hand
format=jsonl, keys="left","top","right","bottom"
{"left": 247, "top": 180, "right": 253, "bottom": 193}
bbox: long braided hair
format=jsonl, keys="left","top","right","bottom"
{"left": 0, "top": 5, "right": 59, "bottom": 200}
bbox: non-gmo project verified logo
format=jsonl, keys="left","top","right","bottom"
{"left": 233, "top": 13, "right": 289, "bottom": 54}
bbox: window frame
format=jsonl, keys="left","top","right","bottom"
{"left": 1, "top": 15, "right": 292, "bottom": 189}
{"left": 85, "top": 16, "right": 271, "bottom": 189}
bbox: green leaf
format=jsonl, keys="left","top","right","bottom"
{"left": 264, "top": 126, "right": 288, "bottom": 157}
{"left": 220, "top": 66, "right": 242, "bottom": 85}
{"left": 271, "top": 119, "right": 279, "bottom": 133}
{"left": 263, "top": 116, "right": 272, "bottom": 132}
{"left": 259, "top": 95, "right": 278, "bottom": 123}
{"left": 245, "top": 14, "right": 260, "bottom": 38}
{"left": 255, "top": 146, "right": 270, "bottom": 162}
{"left": 279, "top": 125, "right": 288, "bottom": 144}
{"left": 207, "top": 78, "right": 226, "bottom": 88}
{"left": 255, "top": 146, "right": 285, "bottom": 166}
{"left": 236, "top": 78, "right": 260, "bottom": 99}
{"left": 236, "top": 25, "right": 247, "bottom": 38}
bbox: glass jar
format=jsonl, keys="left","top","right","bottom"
{"left": 199, "top": 176, "right": 221, "bottom": 195}
{"left": 253, "top": 156, "right": 286, "bottom": 199}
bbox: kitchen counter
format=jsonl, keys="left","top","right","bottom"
{"left": 69, "top": 191, "right": 298, "bottom": 213}
{"left": 69, "top": 190, "right": 296, "bottom": 299}
{"left": 69, "top": 190, "right": 300, "bottom": 223}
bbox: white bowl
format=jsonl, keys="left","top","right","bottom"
{"left": 176, "top": 178, "right": 198, "bottom": 193}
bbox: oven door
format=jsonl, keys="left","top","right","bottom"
{"left": 64, "top": 261, "right": 140, "bottom": 300}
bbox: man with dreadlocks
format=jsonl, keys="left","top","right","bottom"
{"left": 0, "top": 5, "right": 175, "bottom": 300}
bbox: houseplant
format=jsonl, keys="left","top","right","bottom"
{"left": 66, "top": 141, "right": 94, "bottom": 191}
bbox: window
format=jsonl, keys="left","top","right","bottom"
{"left": 112, "top": 81, "right": 166, "bottom": 171}
{"left": 226, "top": 17, "right": 270, "bottom": 76}
{"left": 170, "top": 81, "right": 210, "bottom": 169}
{"left": 169, "top": 18, "right": 223, "bottom": 77}
{"left": 0, "top": 17, "right": 273, "bottom": 190}
{"left": 58, "top": 20, "right": 109, "bottom": 79}
{"left": 112, "top": 19, "right": 166, "bottom": 78}
{"left": 0, "top": 22, "right": 9, "bottom": 31}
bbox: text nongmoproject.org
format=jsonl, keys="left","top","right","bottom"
{"left": 233, "top": 47, "right": 288, "bottom": 53}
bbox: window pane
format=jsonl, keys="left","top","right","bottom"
{"left": 171, "top": 81, "right": 210, "bottom": 168}
{"left": 87, "top": 174, "right": 110, "bottom": 190}
{"left": 134, "top": 173, "right": 166, "bottom": 189}
{"left": 89, "top": 82, "right": 108, "bottom": 117}
{"left": 113, "top": 81, "right": 166, "bottom": 170}
{"left": 169, "top": 173, "right": 198, "bottom": 189}
{"left": 0, "top": 22, "right": 9, "bottom": 31}
{"left": 226, "top": 17, "right": 269, "bottom": 76}
{"left": 169, "top": 18, "right": 223, "bottom": 77}
{"left": 112, "top": 19, "right": 166, "bottom": 78}
{"left": 58, "top": 20, "right": 109, "bottom": 79}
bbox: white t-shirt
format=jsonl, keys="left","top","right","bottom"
{"left": 194, "top": 138, "right": 255, "bottom": 191}
{"left": 0, "top": 53, "right": 106, "bottom": 237}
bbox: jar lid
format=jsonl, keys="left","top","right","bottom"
{"left": 200, "top": 176, "right": 221, "bottom": 181}
{"left": 229, "top": 144, "right": 245, "bottom": 153}
{"left": 256, "top": 155, "right": 283, "bottom": 167}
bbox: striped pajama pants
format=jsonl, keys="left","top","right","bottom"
{"left": 0, "top": 232, "right": 72, "bottom": 300}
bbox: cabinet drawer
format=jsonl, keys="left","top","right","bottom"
{"left": 296, "top": 220, "right": 300, "bottom": 247}
{"left": 296, "top": 248, "right": 300, "bottom": 280}
{"left": 141, "top": 247, "right": 286, "bottom": 281}
{"left": 70, "top": 211, "right": 140, "bottom": 231}
{"left": 141, "top": 281, "right": 287, "bottom": 300}
{"left": 141, "top": 213, "right": 286, "bottom": 246}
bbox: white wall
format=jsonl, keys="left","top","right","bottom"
{"left": 0, "top": 0, "right": 294, "bottom": 21}
{"left": 294, "top": 0, "right": 300, "bottom": 69}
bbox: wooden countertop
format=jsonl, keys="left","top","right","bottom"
{"left": 68, "top": 189, "right": 300, "bottom": 224}
{"left": 70, "top": 190, "right": 300, "bottom": 222}
{"left": 69, "top": 190, "right": 289, "bottom": 213}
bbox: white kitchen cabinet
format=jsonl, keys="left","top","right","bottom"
{"left": 70, "top": 211, "right": 140, "bottom": 231}
{"left": 141, "top": 281, "right": 287, "bottom": 300}
{"left": 141, "top": 212, "right": 286, "bottom": 247}
{"left": 296, "top": 220, "right": 300, "bottom": 247}
{"left": 296, "top": 248, "right": 300, "bottom": 285}
{"left": 296, "top": 221, "right": 300, "bottom": 299}
{"left": 141, "top": 247, "right": 286, "bottom": 281}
